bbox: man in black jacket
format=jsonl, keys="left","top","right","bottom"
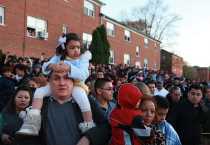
{"left": 0, "top": 65, "right": 16, "bottom": 111}
{"left": 167, "top": 84, "right": 208, "bottom": 145}
{"left": 16, "top": 63, "right": 110, "bottom": 145}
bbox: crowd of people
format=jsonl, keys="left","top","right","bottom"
{"left": 0, "top": 33, "right": 210, "bottom": 145}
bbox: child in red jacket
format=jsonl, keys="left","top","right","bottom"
{"left": 109, "top": 83, "right": 151, "bottom": 145}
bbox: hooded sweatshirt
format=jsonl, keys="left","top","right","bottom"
{"left": 109, "top": 83, "right": 144, "bottom": 145}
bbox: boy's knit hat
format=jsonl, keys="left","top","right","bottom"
{"left": 117, "top": 83, "right": 143, "bottom": 109}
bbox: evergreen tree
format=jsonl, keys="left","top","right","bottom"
{"left": 90, "top": 25, "right": 110, "bottom": 64}
{"left": 98, "top": 25, "right": 110, "bottom": 64}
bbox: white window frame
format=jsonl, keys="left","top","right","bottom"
{"left": 82, "top": 33, "right": 92, "bottom": 49}
{"left": 109, "top": 50, "right": 114, "bottom": 64}
{"left": 136, "top": 46, "right": 140, "bottom": 57}
{"left": 144, "top": 38, "right": 149, "bottom": 48}
{"left": 135, "top": 61, "right": 141, "bottom": 68}
{"left": 27, "top": 16, "right": 48, "bottom": 40}
{"left": 154, "top": 63, "right": 157, "bottom": 70}
{"left": 84, "top": 0, "right": 95, "bottom": 17}
{"left": 62, "top": 24, "right": 69, "bottom": 34}
{"left": 124, "top": 30, "right": 131, "bottom": 42}
{"left": 124, "top": 54, "right": 131, "bottom": 65}
{"left": 154, "top": 42, "right": 157, "bottom": 48}
{"left": 106, "top": 22, "right": 115, "bottom": 37}
{"left": 144, "top": 58, "right": 148, "bottom": 68}
{"left": 64, "top": 0, "right": 70, "bottom": 2}
{"left": 0, "top": 6, "right": 5, "bottom": 25}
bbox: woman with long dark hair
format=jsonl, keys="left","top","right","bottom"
{"left": 0, "top": 86, "right": 32, "bottom": 145}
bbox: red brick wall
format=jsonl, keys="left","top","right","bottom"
{"left": 81, "top": 3, "right": 101, "bottom": 34}
{"left": 0, "top": 1, "right": 25, "bottom": 56}
{"left": 171, "top": 55, "right": 184, "bottom": 77}
{"left": 0, "top": 0, "right": 160, "bottom": 69}
{"left": 0, "top": 0, "right": 101, "bottom": 57}
{"left": 102, "top": 19, "right": 160, "bottom": 70}
{"left": 197, "top": 68, "right": 210, "bottom": 81}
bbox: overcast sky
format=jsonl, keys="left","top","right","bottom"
{"left": 101, "top": 0, "right": 210, "bottom": 67}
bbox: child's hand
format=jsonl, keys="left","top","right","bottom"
{"left": 47, "top": 63, "right": 55, "bottom": 70}
{"left": 58, "top": 61, "right": 70, "bottom": 72}
{"left": 51, "top": 62, "right": 70, "bottom": 73}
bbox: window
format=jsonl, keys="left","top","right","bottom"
{"left": 0, "top": 7, "right": 5, "bottom": 25}
{"left": 154, "top": 63, "right": 157, "bottom": 70}
{"left": 62, "top": 24, "right": 69, "bottom": 34}
{"left": 162, "top": 55, "right": 166, "bottom": 61}
{"left": 144, "top": 38, "right": 149, "bottom": 48}
{"left": 124, "top": 54, "right": 131, "bottom": 65}
{"left": 27, "top": 16, "right": 48, "bottom": 40}
{"left": 82, "top": 33, "right": 92, "bottom": 49}
{"left": 124, "top": 30, "right": 131, "bottom": 41}
{"left": 136, "top": 46, "right": 140, "bottom": 57}
{"left": 154, "top": 42, "right": 157, "bottom": 48}
{"left": 135, "top": 61, "right": 141, "bottom": 68}
{"left": 84, "top": 0, "right": 95, "bottom": 17}
{"left": 64, "top": 0, "right": 70, "bottom": 2}
{"left": 106, "top": 22, "right": 115, "bottom": 36}
{"left": 109, "top": 50, "right": 114, "bottom": 64}
{"left": 144, "top": 58, "right": 148, "bottom": 68}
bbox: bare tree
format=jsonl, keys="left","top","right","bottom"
{"left": 120, "top": 0, "right": 181, "bottom": 48}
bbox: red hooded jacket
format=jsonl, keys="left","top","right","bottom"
{"left": 109, "top": 83, "right": 144, "bottom": 145}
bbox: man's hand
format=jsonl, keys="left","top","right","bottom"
{"left": 76, "top": 136, "right": 90, "bottom": 145}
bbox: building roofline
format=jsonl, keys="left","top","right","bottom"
{"left": 197, "top": 67, "right": 209, "bottom": 69}
{"left": 88, "top": 0, "right": 105, "bottom": 6}
{"left": 161, "top": 49, "right": 183, "bottom": 59}
{"left": 100, "top": 13, "right": 161, "bottom": 43}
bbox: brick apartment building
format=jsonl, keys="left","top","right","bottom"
{"left": 160, "top": 49, "right": 184, "bottom": 77}
{"left": 0, "top": 0, "right": 160, "bottom": 69}
{"left": 196, "top": 67, "right": 210, "bottom": 81}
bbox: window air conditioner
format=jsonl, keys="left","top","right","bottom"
{"left": 37, "top": 31, "right": 45, "bottom": 40}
